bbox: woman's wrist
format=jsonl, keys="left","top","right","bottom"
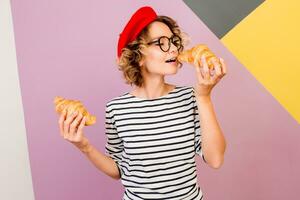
{"left": 196, "top": 95, "right": 212, "bottom": 104}
{"left": 79, "top": 143, "right": 93, "bottom": 154}
{"left": 73, "top": 137, "right": 92, "bottom": 153}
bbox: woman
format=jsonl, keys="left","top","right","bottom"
{"left": 58, "top": 6, "right": 227, "bottom": 200}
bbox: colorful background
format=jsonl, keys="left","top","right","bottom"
{"left": 1, "top": 0, "right": 299, "bottom": 199}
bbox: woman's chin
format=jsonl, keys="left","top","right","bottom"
{"left": 164, "top": 64, "right": 179, "bottom": 74}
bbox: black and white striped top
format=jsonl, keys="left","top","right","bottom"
{"left": 105, "top": 85, "right": 206, "bottom": 200}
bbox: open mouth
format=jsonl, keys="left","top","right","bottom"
{"left": 165, "top": 57, "right": 177, "bottom": 63}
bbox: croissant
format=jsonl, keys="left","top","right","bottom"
{"left": 54, "top": 96, "right": 96, "bottom": 126}
{"left": 177, "top": 44, "right": 220, "bottom": 69}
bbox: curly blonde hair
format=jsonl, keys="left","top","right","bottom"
{"left": 117, "top": 15, "right": 190, "bottom": 87}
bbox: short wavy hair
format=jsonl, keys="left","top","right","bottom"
{"left": 117, "top": 15, "right": 190, "bottom": 87}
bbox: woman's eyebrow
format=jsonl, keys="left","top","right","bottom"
{"left": 150, "top": 37, "right": 160, "bottom": 41}
{"left": 151, "top": 34, "right": 174, "bottom": 40}
{"left": 151, "top": 36, "right": 163, "bottom": 40}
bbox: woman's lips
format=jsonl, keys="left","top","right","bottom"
{"left": 167, "top": 61, "right": 178, "bottom": 66}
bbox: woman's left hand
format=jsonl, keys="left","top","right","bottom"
{"left": 193, "top": 55, "right": 227, "bottom": 97}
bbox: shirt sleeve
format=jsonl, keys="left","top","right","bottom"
{"left": 191, "top": 87, "right": 207, "bottom": 163}
{"left": 104, "top": 103, "right": 123, "bottom": 177}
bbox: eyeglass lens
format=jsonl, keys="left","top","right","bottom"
{"left": 158, "top": 35, "right": 182, "bottom": 52}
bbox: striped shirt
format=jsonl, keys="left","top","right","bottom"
{"left": 104, "top": 85, "right": 206, "bottom": 200}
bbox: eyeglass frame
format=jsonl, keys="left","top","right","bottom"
{"left": 146, "top": 35, "right": 183, "bottom": 52}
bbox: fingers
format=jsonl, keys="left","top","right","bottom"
{"left": 77, "top": 116, "right": 87, "bottom": 138}
{"left": 219, "top": 58, "right": 227, "bottom": 75}
{"left": 58, "top": 109, "right": 67, "bottom": 137}
{"left": 64, "top": 111, "right": 76, "bottom": 135}
{"left": 57, "top": 108, "right": 88, "bottom": 146}
{"left": 212, "top": 58, "right": 222, "bottom": 81}
{"left": 63, "top": 111, "right": 79, "bottom": 139}
{"left": 69, "top": 113, "right": 83, "bottom": 137}
{"left": 214, "top": 58, "right": 222, "bottom": 76}
{"left": 201, "top": 55, "right": 210, "bottom": 80}
{"left": 194, "top": 52, "right": 208, "bottom": 80}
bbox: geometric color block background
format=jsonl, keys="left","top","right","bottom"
{"left": 0, "top": 1, "right": 34, "bottom": 200}
{"left": 221, "top": 0, "right": 300, "bottom": 124}
{"left": 2, "top": 0, "right": 299, "bottom": 199}
{"left": 183, "top": 0, "right": 265, "bottom": 38}
{"left": 184, "top": 0, "right": 300, "bottom": 124}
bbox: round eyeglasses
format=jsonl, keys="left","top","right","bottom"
{"left": 147, "top": 35, "right": 183, "bottom": 52}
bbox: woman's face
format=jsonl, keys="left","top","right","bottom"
{"left": 140, "top": 21, "right": 181, "bottom": 77}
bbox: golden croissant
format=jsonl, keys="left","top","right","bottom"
{"left": 178, "top": 44, "right": 220, "bottom": 69}
{"left": 54, "top": 96, "right": 96, "bottom": 126}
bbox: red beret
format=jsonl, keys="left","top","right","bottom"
{"left": 117, "top": 6, "right": 157, "bottom": 58}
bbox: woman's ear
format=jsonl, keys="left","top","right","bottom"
{"left": 139, "top": 58, "right": 144, "bottom": 67}
{"left": 137, "top": 54, "right": 143, "bottom": 66}
{"left": 138, "top": 52, "right": 147, "bottom": 67}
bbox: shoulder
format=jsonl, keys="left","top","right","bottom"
{"left": 176, "top": 85, "right": 194, "bottom": 93}
{"left": 175, "top": 85, "right": 197, "bottom": 102}
{"left": 105, "top": 91, "right": 132, "bottom": 110}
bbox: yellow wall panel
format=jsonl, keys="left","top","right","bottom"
{"left": 222, "top": 0, "right": 300, "bottom": 123}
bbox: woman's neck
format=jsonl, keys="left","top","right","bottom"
{"left": 130, "top": 83, "right": 175, "bottom": 99}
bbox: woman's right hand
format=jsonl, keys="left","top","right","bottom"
{"left": 58, "top": 110, "right": 89, "bottom": 150}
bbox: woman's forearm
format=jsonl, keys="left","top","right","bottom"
{"left": 195, "top": 95, "right": 226, "bottom": 169}
{"left": 76, "top": 139, "right": 121, "bottom": 180}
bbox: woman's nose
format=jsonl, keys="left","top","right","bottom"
{"left": 169, "top": 42, "right": 178, "bottom": 54}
